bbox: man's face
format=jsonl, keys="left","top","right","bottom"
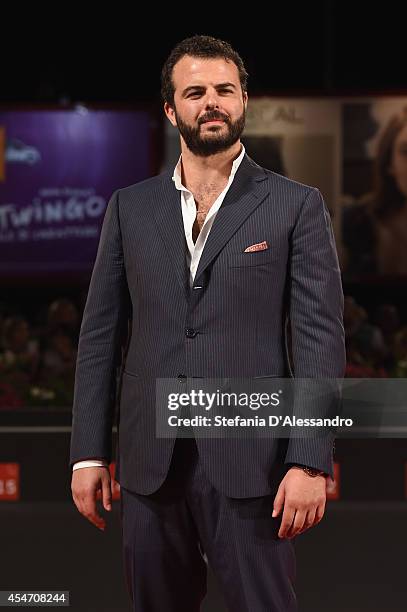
{"left": 164, "top": 55, "right": 248, "bottom": 156}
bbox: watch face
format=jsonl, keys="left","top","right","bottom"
{"left": 304, "top": 467, "right": 324, "bottom": 477}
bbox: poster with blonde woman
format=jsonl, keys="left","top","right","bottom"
{"left": 342, "top": 99, "right": 407, "bottom": 277}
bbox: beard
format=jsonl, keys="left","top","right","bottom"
{"left": 174, "top": 106, "right": 246, "bottom": 157}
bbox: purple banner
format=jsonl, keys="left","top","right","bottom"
{"left": 0, "top": 109, "right": 153, "bottom": 276}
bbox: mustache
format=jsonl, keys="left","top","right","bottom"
{"left": 198, "top": 111, "right": 230, "bottom": 125}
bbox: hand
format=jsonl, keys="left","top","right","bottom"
{"left": 272, "top": 467, "right": 327, "bottom": 539}
{"left": 71, "top": 467, "right": 113, "bottom": 531}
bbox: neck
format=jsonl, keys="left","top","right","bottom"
{"left": 180, "top": 141, "right": 242, "bottom": 190}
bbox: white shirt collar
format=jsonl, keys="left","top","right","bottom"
{"left": 172, "top": 144, "right": 246, "bottom": 191}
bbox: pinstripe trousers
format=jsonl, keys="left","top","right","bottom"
{"left": 120, "top": 436, "right": 297, "bottom": 612}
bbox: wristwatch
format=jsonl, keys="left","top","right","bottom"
{"left": 290, "top": 464, "right": 327, "bottom": 477}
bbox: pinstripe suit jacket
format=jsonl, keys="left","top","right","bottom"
{"left": 70, "top": 154, "right": 346, "bottom": 497}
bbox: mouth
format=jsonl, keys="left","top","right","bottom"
{"left": 202, "top": 119, "right": 225, "bottom": 125}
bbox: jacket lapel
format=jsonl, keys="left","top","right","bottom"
{"left": 151, "top": 173, "right": 190, "bottom": 299}
{"left": 193, "top": 154, "right": 269, "bottom": 283}
{"left": 151, "top": 154, "right": 270, "bottom": 299}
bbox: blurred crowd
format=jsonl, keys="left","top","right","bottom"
{"left": 344, "top": 297, "right": 407, "bottom": 377}
{"left": 0, "top": 294, "right": 406, "bottom": 408}
{"left": 0, "top": 299, "right": 79, "bottom": 408}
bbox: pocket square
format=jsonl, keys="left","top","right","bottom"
{"left": 243, "top": 241, "right": 268, "bottom": 253}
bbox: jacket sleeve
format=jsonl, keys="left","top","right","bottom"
{"left": 69, "top": 189, "right": 131, "bottom": 468}
{"left": 284, "top": 187, "right": 346, "bottom": 479}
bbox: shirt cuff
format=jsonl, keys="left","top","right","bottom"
{"left": 73, "top": 460, "right": 109, "bottom": 470}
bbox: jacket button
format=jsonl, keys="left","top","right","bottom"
{"left": 177, "top": 373, "right": 187, "bottom": 382}
{"left": 185, "top": 328, "right": 198, "bottom": 338}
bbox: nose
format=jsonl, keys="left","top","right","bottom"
{"left": 204, "top": 91, "right": 220, "bottom": 109}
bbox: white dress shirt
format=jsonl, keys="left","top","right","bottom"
{"left": 73, "top": 144, "right": 246, "bottom": 471}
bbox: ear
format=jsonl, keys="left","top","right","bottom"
{"left": 243, "top": 90, "right": 248, "bottom": 109}
{"left": 164, "top": 102, "right": 177, "bottom": 127}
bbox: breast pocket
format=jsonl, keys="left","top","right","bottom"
{"left": 227, "top": 248, "right": 279, "bottom": 267}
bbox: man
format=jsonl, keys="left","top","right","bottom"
{"left": 70, "top": 35, "right": 345, "bottom": 611}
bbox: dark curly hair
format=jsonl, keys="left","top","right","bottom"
{"left": 161, "top": 35, "right": 248, "bottom": 106}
